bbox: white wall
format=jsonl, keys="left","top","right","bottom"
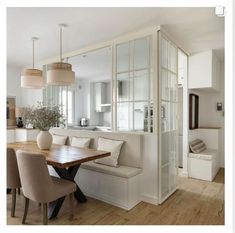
{"left": 7, "top": 64, "right": 43, "bottom": 107}
{"left": 7, "top": 65, "right": 22, "bottom": 106}
{"left": 21, "top": 89, "right": 43, "bottom": 107}
{"left": 141, "top": 134, "right": 158, "bottom": 205}
{"left": 189, "top": 62, "right": 224, "bottom": 167}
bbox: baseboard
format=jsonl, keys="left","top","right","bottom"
{"left": 141, "top": 194, "right": 159, "bottom": 205}
{"left": 180, "top": 171, "right": 189, "bottom": 177}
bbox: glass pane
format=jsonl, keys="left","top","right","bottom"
{"left": 161, "top": 37, "right": 168, "bottom": 69}
{"left": 161, "top": 101, "right": 171, "bottom": 132}
{"left": 68, "top": 91, "right": 73, "bottom": 124}
{"left": 161, "top": 165, "right": 169, "bottom": 198}
{"left": 170, "top": 44, "right": 177, "bottom": 73}
{"left": 169, "top": 73, "right": 177, "bottom": 102}
{"left": 162, "top": 132, "right": 170, "bottom": 165}
{"left": 117, "top": 102, "right": 133, "bottom": 131}
{"left": 117, "top": 42, "right": 129, "bottom": 73}
{"left": 117, "top": 72, "right": 133, "bottom": 102}
{"left": 161, "top": 69, "right": 169, "bottom": 101}
{"left": 170, "top": 103, "right": 177, "bottom": 131}
{"left": 134, "top": 70, "right": 149, "bottom": 101}
{"left": 169, "top": 159, "right": 176, "bottom": 191}
{"left": 133, "top": 37, "right": 149, "bottom": 70}
{"left": 134, "top": 102, "right": 147, "bottom": 131}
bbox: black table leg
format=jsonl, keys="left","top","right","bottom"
{"left": 48, "top": 164, "right": 87, "bottom": 219}
{"left": 48, "top": 197, "right": 66, "bottom": 219}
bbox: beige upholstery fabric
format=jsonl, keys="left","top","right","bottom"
{"left": 95, "top": 137, "right": 124, "bottom": 167}
{"left": 189, "top": 139, "right": 207, "bottom": 153}
{"left": 70, "top": 136, "right": 91, "bottom": 148}
{"left": 81, "top": 161, "right": 142, "bottom": 178}
{"left": 7, "top": 148, "right": 21, "bottom": 189}
{"left": 52, "top": 134, "right": 68, "bottom": 145}
{"left": 189, "top": 149, "right": 217, "bottom": 161}
{"left": 16, "top": 150, "right": 76, "bottom": 203}
{"left": 50, "top": 128, "right": 142, "bottom": 168}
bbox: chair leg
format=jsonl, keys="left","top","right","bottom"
{"left": 11, "top": 189, "right": 16, "bottom": 217}
{"left": 69, "top": 193, "right": 74, "bottom": 220}
{"left": 18, "top": 188, "right": 20, "bottom": 195}
{"left": 22, "top": 197, "right": 29, "bottom": 224}
{"left": 43, "top": 203, "right": 48, "bottom": 225}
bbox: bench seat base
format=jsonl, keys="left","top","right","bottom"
{"left": 75, "top": 168, "right": 141, "bottom": 210}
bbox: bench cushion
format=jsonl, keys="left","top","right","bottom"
{"left": 95, "top": 137, "right": 124, "bottom": 167}
{"left": 81, "top": 161, "right": 142, "bottom": 178}
{"left": 52, "top": 134, "right": 67, "bottom": 145}
{"left": 70, "top": 136, "right": 91, "bottom": 148}
{"left": 189, "top": 149, "right": 217, "bottom": 161}
{"left": 189, "top": 139, "right": 207, "bottom": 153}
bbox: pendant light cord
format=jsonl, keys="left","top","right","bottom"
{"left": 60, "top": 26, "right": 63, "bottom": 63}
{"left": 32, "top": 38, "right": 35, "bottom": 69}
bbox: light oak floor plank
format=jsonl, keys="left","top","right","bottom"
{"left": 7, "top": 168, "right": 224, "bottom": 225}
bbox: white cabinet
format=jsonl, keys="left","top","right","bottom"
{"left": 7, "top": 129, "right": 39, "bottom": 143}
{"left": 94, "top": 82, "right": 110, "bottom": 112}
{"left": 7, "top": 129, "right": 15, "bottom": 143}
{"left": 189, "top": 50, "right": 220, "bottom": 91}
{"left": 15, "top": 129, "right": 39, "bottom": 142}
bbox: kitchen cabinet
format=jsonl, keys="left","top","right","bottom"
{"left": 189, "top": 50, "right": 220, "bottom": 91}
{"left": 7, "top": 129, "right": 15, "bottom": 143}
{"left": 94, "top": 82, "right": 111, "bottom": 112}
{"left": 15, "top": 129, "right": 39, "bottom": 142}
{"left": 7, "top": 128, "right": 39, "bottom": 143}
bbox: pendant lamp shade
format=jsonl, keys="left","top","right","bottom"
{"left": 47, "top": 24, "right": 75, "bottom": 86}
{"left": 21, "top": 37, "right": 44, "bottom": 89}
{"left": 47, "top": 62, "right": 75, "bottom": 85}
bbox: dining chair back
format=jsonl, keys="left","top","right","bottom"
{"left": 7, "top": 148, "right": 21, "bottom": 217}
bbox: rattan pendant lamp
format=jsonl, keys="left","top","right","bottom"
{"left": 21, "top": 37, "right": 44, "bottom": 89}
{"left": 47, "top": 24, "right": 75, "bottom": 86}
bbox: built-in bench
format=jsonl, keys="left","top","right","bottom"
{"left": 188, "top": 128, "right": 221, "bottom": 181}
{"left": 49, "top": 128, "right": 143, "bottom": 210}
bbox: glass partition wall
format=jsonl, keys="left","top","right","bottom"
{"left": 158, "top": 31, "right": 178, "bottom": 203}
{"left": 115, "top": 36, "right": 153, "bottom": 132}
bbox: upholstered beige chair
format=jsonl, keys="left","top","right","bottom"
{"left": 7, "top": 148, "right": 21, "bottom": 217}
{"left": 16, "top": 150, "right": 76, "bottom": 225}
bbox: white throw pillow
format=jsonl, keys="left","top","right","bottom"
{"left": 95, "top": 137, "right": 124, "bottom": 167}
{"left": 70, "top": 136, "right": 91, "bottom": 148}
{"left": 52, "top": 134, "right": 67, "bottom": 145}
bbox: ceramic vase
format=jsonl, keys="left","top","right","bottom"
{"left": 37, "top": 131, "right": 52, "bottom": 150}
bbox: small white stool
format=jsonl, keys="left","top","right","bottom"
{"left": 188, "top": 149, "right": 219, "bottom": 181}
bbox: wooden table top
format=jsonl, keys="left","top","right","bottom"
{"left": 7, "top": 141, "right": 110, "bottom": 168}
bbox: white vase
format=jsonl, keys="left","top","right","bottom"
{"left": 37, "top": 131, "right": 53, "bottom": 150}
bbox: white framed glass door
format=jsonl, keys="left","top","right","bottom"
{"left": 158, "top": 31, "right": 178, "bottom": 203}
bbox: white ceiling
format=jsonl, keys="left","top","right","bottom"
{"left": 69, "top": 47, "right": 112, "bottom": 81}
{"left": 7, "top": 7, "right": 224, "bottom": 68}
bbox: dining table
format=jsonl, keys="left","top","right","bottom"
{"left": 7, "top": 141, "right": 111, "bottom": 219}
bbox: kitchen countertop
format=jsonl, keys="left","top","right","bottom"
{"left": 68, "top": 125, "right": 111, "bottom": 131}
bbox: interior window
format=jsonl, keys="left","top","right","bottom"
{"left": 115, "top": 36, "right": 153, "bottom": 132}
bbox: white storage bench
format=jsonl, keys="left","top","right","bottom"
{"left": 188, "top": 128, "right": 221, "bottom": 181}
{"left": 188, "top": 149, "right": 219, "bottom": 181}
{"left": 49, "top": 128, "right": 143, "bottom": 210}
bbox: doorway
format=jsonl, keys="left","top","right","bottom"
{"left": 178, "top": 50, "right": 188, "bottom": 176}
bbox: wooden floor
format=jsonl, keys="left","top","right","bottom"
{"left": 7, "top": 168, "right": 224, "bottom": 225}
